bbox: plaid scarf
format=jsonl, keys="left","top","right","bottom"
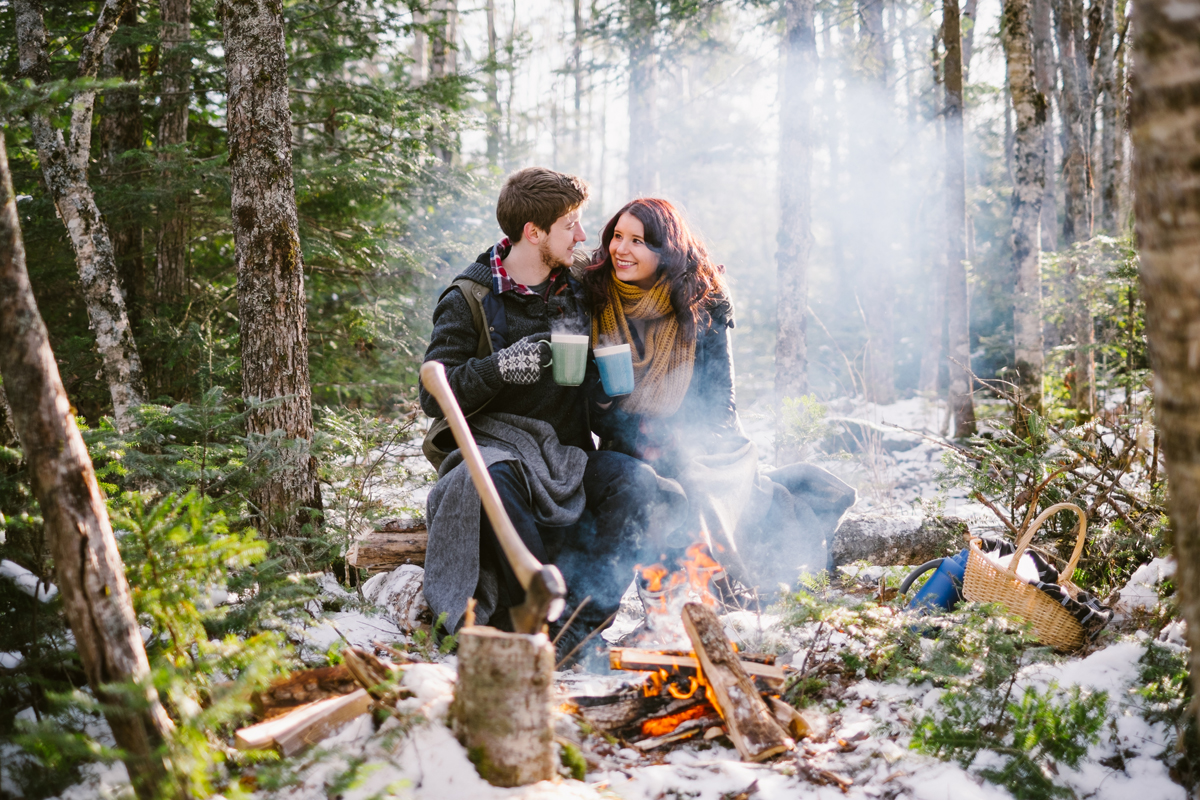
{"left": 489, "top": 238, "right": 564, "bottom": 298}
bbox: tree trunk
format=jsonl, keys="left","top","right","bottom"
{"left": 14, "top": 0, "right": 146, "bottom": 432}
{"left": 1095, "top": 0, "right": 1118, "bottom": 233}
{"left": 430, "top": 0, "right": 458, "bottom": 78}
{"left": 431, "top": 0, "right": 459, "bottom": 165}
{"left": 859, "top": 0, "right": 896, "bottom": 405}
{"left": 411, "top": 7, "right": 428, "bottom": 84}
{"left": 1129, "top": 0, "right": 1200, "bottom": 750}
{"left": 1055, "top": 0, "right": 1093, "bottom": 244}
{"left": 1004, "top": 0, "right": 1048, "bottom": 423}
{"left": 451, "top": 627, "right": 555, "bottom": 786}
{"left": 485, "top": 0, "right": 501, "bottom": 166}
{"left": 962, "top": 0, "right": 978, "bottom": 79}
{"left": 775, "top": 0, "right": 815, "bottom": 465}
{"left": 1032, "top": 0, "right": 1058, "bottom": 251}
{"left": 155, "top": 0, "right": 191, "bottom": 303}
{"left": 945, "top": 0, "right": 976, "bottom": 437}
{"left": 98, "top": 2, "right": 145, "bottom": 336}
{"left": 219, "top": 0, "right": 321, "bottom": 540}
{"left": 0, "top": 133, "right": 173, "bottom": 800}
{"left": 628, "top": 0, "right": 659, "bottom": 196}
{"left": 1055, "top": 0, "right": 1096, "bottom": 415}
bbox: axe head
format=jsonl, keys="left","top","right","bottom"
{"left": 509, "top": 564, "right": 567, "bottom": 636}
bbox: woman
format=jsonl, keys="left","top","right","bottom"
{"left": 581, "top": 198, "right": 856, "bottom": 594}
{"left": 581, "top": 198, "right": 745, "bottom": 478}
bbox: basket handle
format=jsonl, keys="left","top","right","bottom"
{"left": 1011, "top": 502, "right": 1087, "bottom": 584}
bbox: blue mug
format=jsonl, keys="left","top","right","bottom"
{"left": 594, "top": 343, "right": 635, "bottom": 396}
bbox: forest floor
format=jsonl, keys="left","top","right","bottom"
{"left": 37, "top": 397, "right": 1189, "bottom": 800}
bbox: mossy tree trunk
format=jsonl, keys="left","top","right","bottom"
{"left": 1130, "top": 0, "right": 1200, "bottom": 745}
{"left": 0, "top": 133, "right": 173, "bottom": 800}
{"left": 219, "top": 0, "right": 321, "bottom": 540}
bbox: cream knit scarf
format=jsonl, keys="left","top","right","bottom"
{"left": 592, "top": 273, "right": 696, "bottom": 416}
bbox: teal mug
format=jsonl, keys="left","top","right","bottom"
{"left": 594, "top": 343, "right": 635, "bottom": 396}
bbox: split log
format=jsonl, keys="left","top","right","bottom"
{"left": 609, "top": 647, "right": 786, "bottom": 688}
{"left": 342, "top": 646, "right": 410, "bottom": 704}
{"left": 236, "top": 689, "right": 372, "bottom": 756}
{"left": 251, "top": 665, "right": 357, "bottom": 720}
{"left": 768, "top": 696, "right": 827, "bottom": 742}
{"left": 681, "top": 603, "right": 794, "bottom": 762}
{"left": 347, "top": 521, "right": 428, "bottom": 572}
{"left": 831, "top": 514, "right": 968, "bottom": 567}
{"left": 451, "top": 626, "right": 555, "bottom": 787}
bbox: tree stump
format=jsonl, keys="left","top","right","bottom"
{"left": 451, "top": 626, "right": 555, "bottom": 786}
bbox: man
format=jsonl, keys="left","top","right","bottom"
{"left": 419, "top": 167, "right": 674, "bottom": 663}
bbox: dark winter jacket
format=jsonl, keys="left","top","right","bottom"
{"left": 419, "top": 251, "right": 596, "bottom": 452}
{"left": 591, "top": 296, "right": 745, "bottom": 478}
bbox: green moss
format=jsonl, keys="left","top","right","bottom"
{"left": 559, "top": 741, "right": 587, "bottom": 781}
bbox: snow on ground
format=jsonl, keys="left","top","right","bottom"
{"left": 29, "top": 396, "right": 1189, "bottom": 800}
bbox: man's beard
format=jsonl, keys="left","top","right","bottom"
{"left": 539, "top": 238, "right": 572, "bottom": 271}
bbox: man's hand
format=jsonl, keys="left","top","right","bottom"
{"left": 495, "top": 336, "right": 551, "bottom": 385}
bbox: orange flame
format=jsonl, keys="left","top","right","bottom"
{"left": 641, "top": 703, "right": 713, "bottom": 737}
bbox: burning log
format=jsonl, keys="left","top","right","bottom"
{"left": 347, "top": 518, "right": 427, "bottom": 572}
{"left": 235, "top": 689, "right": 373, "bottom": 755}
{"left": 681, "top": 603, "right": 794, "bottom": 762}
{"left": 451, "top": 626, "right": 556, "bottom": 786}
{"left": 610, "top": 648, "right": 785, "bottom": 689}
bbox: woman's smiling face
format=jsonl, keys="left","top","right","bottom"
{"left": 609, "top": 213, "right": 660, "bottom": 289}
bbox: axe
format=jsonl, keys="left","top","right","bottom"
{"left": 420, "top": 361, "right": 567, "bottom": 635}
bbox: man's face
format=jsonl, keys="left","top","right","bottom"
{"left": 536, "top": 208, "right": 587, "bottom": 270}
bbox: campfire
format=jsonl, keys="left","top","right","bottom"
{"left": 568, "top": 543, "right": 810, "bottom": 763}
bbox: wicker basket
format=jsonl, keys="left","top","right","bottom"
{"left": 962, "top": 502, "right": 1088, "bottom": 651}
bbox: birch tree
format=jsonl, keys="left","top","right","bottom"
{"left": 156, "top": 0, "right": 192, "bottom": 302}
{"left": 945, "top": 0, "right": 976, "bottom": 436}
{"left": 14, "top": 0, "right": 146, "bottom": 432}
{"left": 1032, "top": 0, "right": 1058, "bottom": 251}
{"left": 775, "top": 0, "right": 815, "bottom": 464}
{"left": 219, "top": 0, "right": 322, "bottom": 539}
{"left": 1130, "top": 0, "right": 1200, "bottom": 741}
{"left": 1003, "top": 0, "right": 1047, "bottom": 420}
{"left": 1095, "top": 0, "right": 1119, "bottom": 233}
{"left": 0, "top": 133, "right": 173, "bottom": 800}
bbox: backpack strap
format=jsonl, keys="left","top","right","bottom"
{"left": 422, "top": 278, "right": 500, "bottom": 469}
{"left": 440, "top": 277, "right": 494, "bottom": 359}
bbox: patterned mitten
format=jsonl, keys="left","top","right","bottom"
{"left": 495, "top": 337, "right": 550, "bottom": 385}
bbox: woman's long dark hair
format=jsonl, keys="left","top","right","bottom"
{"left": 580, "top": 198, "right": 727, "bottom": 338}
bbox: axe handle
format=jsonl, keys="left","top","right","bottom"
{"left": 420, "top": 361, "right": 541, "bottom": 588}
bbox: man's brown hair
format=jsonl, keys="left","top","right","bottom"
{"left": 496, "top": 167, "right": 589, "bottom": 241}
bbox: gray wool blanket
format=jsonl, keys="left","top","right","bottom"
{"left": 424, "top": 412, "right": 588, "bottom": 632}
